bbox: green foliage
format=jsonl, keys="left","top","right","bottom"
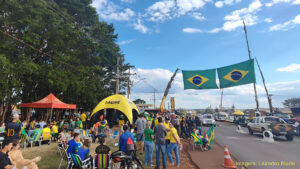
{"left": 0, "top": 0, "right": 129, "bottom": 113}
{"left": 133, "top": 98, "right": 146, "bottom": 104}
{"left": 283, "top": 98, "right": 300, "bottom": 108}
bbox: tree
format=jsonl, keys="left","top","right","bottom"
{"left": 133, "top": 99, "right": 146, "bottom": 104}
{"left": 0, "top": 0, "right": 130, "bottom": 122}
{"left": 283, "top": 98, "right": 300, "bottom": 108}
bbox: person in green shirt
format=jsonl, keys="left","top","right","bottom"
{"left": 144, "top": 121, "right": 154, "bottom": 167}
{"left": 75, "top": 117, "right": 83, "bottom": 129}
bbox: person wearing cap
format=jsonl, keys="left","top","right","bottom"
{"left": 5, "top": 113, "right": 22, "bottom": 141}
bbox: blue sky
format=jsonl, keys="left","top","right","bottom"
{"left": 91, "top": 0, "right": 300, "bottom": 109}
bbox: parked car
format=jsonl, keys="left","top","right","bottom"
{"left": 287, "top": 117, "right": 300, "bottom": 136}
{"left": 272, "top": 113, "right": 291, "bottom": 123}
{"left": 215, "top": 112, "right": 229, "bottom": 121}
{"left": 200, "top": 114, "right": 216, "bottom": 126}
{"left": 247, "top": 116, "right": 296, "bottom": 141}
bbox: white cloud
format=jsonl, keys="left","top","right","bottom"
{"left": 277, "top": 64, "right": 300, "bottom": 72}
{"left": 146, "top": 0, "right": 211, "bottom": 22}
{"left": 218, "top": 0, "right": 262, "bottom": 32}
{"left": 269, "top": 14, "right": 300, "bottom": 31}
{"left": 183, "top": 27, "right": 203, "bottom": 33}
{"left": 119, "top": 39, "right": 134, "bottom": 45}
{"left": 191, "top": 12, "right": 206, "bottom": 20}
{"left": 120, "top": 0, "right": 135, "bottom": 3}
{"left": 208, "top": 0, "right": 262, "bottom": 33}
{"left": 215, "top": 1, "right": 224, "bottom": 8}
{"left": 208, "top": 28, "right": 222, "bottom": 33}
{"left": 266, "top": 0, "right": 291, "bottom": 7}
{"left": 133, "top": 19, "right": 149, "bottom": 33}
{"left": 264, "top": 18, "right": 272, "bottom": 23}
{"left": 293, "top": 0, "right": 300, "bottom": 4}
{"left": 130, "top": 68, "right": 300, "bottom": 109}
{"left": 146, "top": 0, "right": 176, "bottom": 22}
{"left": 176, "top": 0, "right": 207, "bottom": 15}
{"left": 91, "top": 0, "right": 135, "bottom": 21}
{"left": 215, "top": 0, "right": 242, "bottom": 8}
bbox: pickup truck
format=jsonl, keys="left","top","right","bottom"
{"left": 247, "top": 116, "right": 295, "bottom": 141}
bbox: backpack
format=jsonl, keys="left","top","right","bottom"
{"left": 126, "top": 135, "right": 135, "bottom": 152}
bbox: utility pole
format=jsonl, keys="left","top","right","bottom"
{"left": 243, "top": 20, "right": 260, "bottom": 111}
{"left": 116, "top": 56, "right": 120, "bottom": 94}
{"left": 126, "top": 66, "right": 135, "bottom": 99}
{"left": 255, "top": 58, "right": 273, "bottom": 113}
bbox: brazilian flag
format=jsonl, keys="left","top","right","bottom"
{"left": 182, "top": 69, "right": 218, "bottom": 89}
{"left": 217, "top": 59, "right": 256, "bottom": 88}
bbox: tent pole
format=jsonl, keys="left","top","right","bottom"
{"left": 49, "top": 107, "right": 53, "bottom": 123}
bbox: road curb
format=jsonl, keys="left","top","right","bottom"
{"left": 183, "top": 141, "right": 201, "bottom": 169}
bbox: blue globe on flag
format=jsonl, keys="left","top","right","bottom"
{"left": 192, "top": 76, "right": 202, "bottom": 85}
{"left": 231, "top": 71, "right": 242, "bottom": 81}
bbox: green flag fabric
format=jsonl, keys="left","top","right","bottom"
{"left": 206, "top": 125, "right": 215, "bottom": 150}
{"left": 182, "top": 69, "right": 218, "bottom": 89}
{"left": 217, "top": 59, "right": 256, "bottom": 88}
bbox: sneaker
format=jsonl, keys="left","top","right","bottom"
{"left": 155, "top": 167, "right": 159, "bottom": 169}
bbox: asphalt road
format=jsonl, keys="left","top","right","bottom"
{"left": 206, "top": 122, "right": 300, "bottom": 169}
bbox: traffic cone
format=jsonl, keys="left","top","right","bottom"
{"left": 223, "top": 145, "right": 237, "bottom": 168}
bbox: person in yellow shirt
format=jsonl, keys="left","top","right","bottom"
{"left": 163, "top": 117, "right": 171, "bottom": 148}
{"left": 167, "top": 122, "right": 181, "bottom": 167}
{"left": 42, "top": 125, "right": 51, "bottom": 144}
{"left": 51, "top": 123, "right": 58, "bottom": 142}
{"left": 81, "top": 112, "right": 87, "bottom": 129}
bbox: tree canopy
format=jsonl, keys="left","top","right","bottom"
{"left": 283, "top": 98, "right": 300, "bottom": 108}
{"left": 0, "top": 0, "right": 129, "bottom": 122}
{"left": 133, "top": 98, "right": 146, "bottom": 104}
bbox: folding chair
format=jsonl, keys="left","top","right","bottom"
{"left": 190, "top": 132, "right": 204, "bottom": 151}
{"left": 93, "top": 154, "right": 111, "bottom": 169}
{"left": 70, "top": 153, "right": 91, "bottom": 169}
{"left": 29, "top": 132, "right": 42, "bottom": 148}
{"left": 58, "top": 143, "right": 73, "bottom": 169}
{"left": 20, "top": 133, "right": 29, "bottom": 149}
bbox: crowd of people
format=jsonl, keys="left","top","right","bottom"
{"left": 0, "top": 111, "right": 210, "bottom": 169}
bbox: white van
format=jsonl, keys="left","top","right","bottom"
{"left": 216, "top": 112, "right": 229, "bottom": 121}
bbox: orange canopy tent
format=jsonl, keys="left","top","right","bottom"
{"left": 20, "top": 93, "right": 76, "bottom": 109}
{"left": 20, "top": 93, "right": 76, "bottom": 122}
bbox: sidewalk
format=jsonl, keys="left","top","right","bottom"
{"left": 185, "top": 140, "right": 239, "bottom": 169}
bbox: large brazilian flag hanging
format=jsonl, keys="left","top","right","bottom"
{"left": 217, "top": 59, "right": 256, "bottom": 88}
{"left": 182, "top": 69, "right": 218, "bottom": 89}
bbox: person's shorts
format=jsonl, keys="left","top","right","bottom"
{"left": 136, "top": 133, "right": 145, "bottom": 142}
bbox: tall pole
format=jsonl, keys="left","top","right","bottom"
{"left": 220, "top": 89, "right": 223, "bottom": 112}
{"left": 116, "top": 56, "right": 120, "bottom": 94}
{"left": 243, "top": 20, "right": 260, "bottom": 111}
{"left": 127, "top": 68, "right": 131, "bottom": 99}
{"left": 255, "top": 58, "right": 273, "bottom": 113}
